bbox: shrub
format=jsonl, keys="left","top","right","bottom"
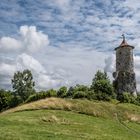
{"left": 95, "top": 92, "right": 112, "bottom": 101}
{"left": 136, "top": 94, "right": 140, "bottom": 103}
{"left": 26, "top": 89, "right": 57, "bottom": 103}
{"left": 87, "top": 90, "right": 111, "bottom": 101}
{"left": 73, "top": 91, "right": 87, "bottom": 99}
{"left": 118, "top": 92, "right": 137, "bottom": 104}
{"left": 87, "top": 90, "right": 97, "bottom": 100}
{"left": 66, "top": 85, "right": 89, "bottom": 98}
{"left": 25, "top": 92, "right": 48, "bottom": 103}
{"left": 9, "top": 95, "right": 23, "bottom": 108}
{"left": 47, "top": 89, "right": 57, "bottom": 97}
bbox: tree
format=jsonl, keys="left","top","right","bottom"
{"left": 0, "top": 89, "right": 8, "bottom": 111}
{"left": 91, "top": 70, "right": 115, "bottom": 100}
{"left": 91, "top": 70, "right": 109, "bottom": 89}
{"left": 57, "top": 86, "right": 67, "bottom": 97}
{"left": 66, "top": 86, "right": 75, "bottom": 97}
{"left": 11, "top": 69, "right": 35, "bottom": 101}
{"left": 0, "top": 89, "right": 13, "bottom": 111}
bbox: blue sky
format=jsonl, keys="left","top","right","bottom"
{"left": 1, "top": 0, "right": 140, "bottom": 90}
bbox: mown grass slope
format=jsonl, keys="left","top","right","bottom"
{"left": 0, "top": 98, "right": 140, "bottom": 140}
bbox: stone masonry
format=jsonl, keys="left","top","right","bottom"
{"left": 113, "top": 35, "right": 137, "bottom": 96}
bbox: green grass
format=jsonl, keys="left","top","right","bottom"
{"left": 0, "top": 98, "right": 140, "bottom": 140}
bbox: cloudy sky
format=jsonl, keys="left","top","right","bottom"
{"left": 1, "top": 0, "right": 140, "bottom": 91}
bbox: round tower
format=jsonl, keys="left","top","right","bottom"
{"left": 113, "top": 35, "right": 137, "bottom": 96}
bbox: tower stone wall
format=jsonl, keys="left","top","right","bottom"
{"left": 116, "top": 47, "right": 134, "bottom": 72}
{"left": 113, "top": 35, "right": 137, "bottom": 96}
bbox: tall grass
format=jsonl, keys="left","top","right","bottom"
{"left": 1, "top": 97, "right": 140, "bottom": 123}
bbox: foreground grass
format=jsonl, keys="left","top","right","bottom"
{"left": 0, "top": 98, "right": 140, "bottom": 140}
{"left": 0, "top": 110, "right": 140, "bottom": 140}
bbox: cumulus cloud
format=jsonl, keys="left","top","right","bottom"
{"left": 0, "top": 37, "right": 22, "bottom": 52}
{"left": 0, "top": 63, "right": 16, "bottom": 76}
{"left": 104, "top": 54, "right": 115, "bottom": 73}
{"left": 0, "top": 25, "right": 49, "bottom": 53}
{"left": 37, "top": 74, "right": 61, "bottom": 90}
{"left": 17, "top": 53, "right": 46, "bottom": 73}
{"left": 19, "top": 26, "right": 49, "bottom": 53}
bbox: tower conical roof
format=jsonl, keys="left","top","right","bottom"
{"left": 119, "top": 34, "right": 128, "bottom": 47}
{"left": 115, "top": 34, "right": 134, "bottom": 50}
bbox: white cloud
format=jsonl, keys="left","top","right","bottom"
{"left": 0, "top": 62, "right": 16, "bottom": 89}
{"left": 0, "top": 25, "right": 49, "bottom": 53}
{"left": 17, "top": 53, "right": 46, "bottom": 73}
{"left": 104, "top": 54, "right": 115, "bottom": 73}
{"left": 37, "top": 74, "right": 61, "bottom": 90}
{"left": 41, "top": 45, "right": 107, "bottom": 87}
{"left": 0, "top": 37, "right": 22, "bottom": 52}
{"left": 0, "top": 63, "right": 16, "bottom": 76}
{"left": 20, "top": 25, "right": 49, "bottom": 53}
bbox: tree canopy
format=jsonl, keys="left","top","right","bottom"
{"left": 11, "top": 69, "right": 35, "bottom": 101}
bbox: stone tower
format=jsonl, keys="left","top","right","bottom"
{"left": 113, "top": 35, "right": 137, "bottom": 96}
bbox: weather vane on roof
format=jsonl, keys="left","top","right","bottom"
{"left": 122, "top": 34, "right": 125, "bottom": 41}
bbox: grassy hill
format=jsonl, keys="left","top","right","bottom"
{"left": 0, "top": 98, "right": 140, "bottom": 140}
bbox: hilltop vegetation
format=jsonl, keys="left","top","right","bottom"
{"left": 0, "top": 70, "right": 140, "bottom": 113}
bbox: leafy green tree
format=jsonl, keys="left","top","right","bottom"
{"left": 0, "top": 89, "right": 8, "bottom": 111}
{"left": 57, "top": 86, "right": 67, "bottom": 97}
{"left": 11, "top": 69, "right": 35, "bottom": 101}
{"left": 91, "top": 70, "right": 109, "bottom": 89}
{"left": 91, "top": 70, "right": 115, "bottom": 100}
{"left": 0, "top": 89, "right": 14, "bottom": 111}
